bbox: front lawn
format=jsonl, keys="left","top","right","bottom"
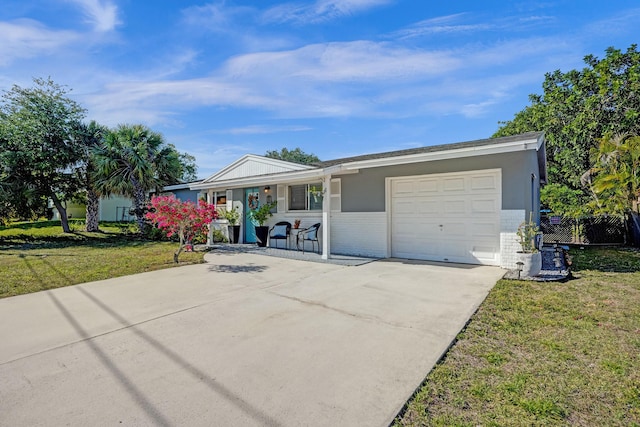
{"left": 396, "top": 247, "right": 640, "bottom": 426}
{"left": 0, "top": 221, "right": 206, "bottom": 298}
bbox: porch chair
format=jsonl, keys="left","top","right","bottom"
{"left": 297, "top": 223, "right": 321, "bottom": 254}
{"left": 269, "top": 221, "right": 292, "bottom": 249}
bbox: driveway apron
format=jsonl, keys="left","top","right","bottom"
{"left": 0, "top": 251, "right": 504, "bottom": 426}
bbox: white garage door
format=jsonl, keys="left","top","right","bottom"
{"left": 390, "top": 169, "right": 501, "bottom": 265}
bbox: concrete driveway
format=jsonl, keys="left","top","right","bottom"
{"left": 0, "top": 251, "right": 504, "bottom": 426}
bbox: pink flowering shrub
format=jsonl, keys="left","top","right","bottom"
{"left": 145, "top": 195, "right": 218, "bottom": 263}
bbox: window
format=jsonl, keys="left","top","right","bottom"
{"left": 288, "top": 183, "right": 322, "bottom": 211}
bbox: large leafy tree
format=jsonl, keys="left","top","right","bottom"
{"left": 265, "top": 147, "right": 320, "bottom": 165}
{"left": 0, "top": 168, "right": 14, "bottom": 224}
{"left": 0, "top": 78, "right": 86, "bottom": 232}
{"left": 179, "top": 152, "right": 199, "bottom": 182}
{"left": 494, "top": 45, "right": 640, "bottom": 211}
{"left": 92, "top": 124, "right": 193, "bottom": 232}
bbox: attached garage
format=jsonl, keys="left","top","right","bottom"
{"left": 388, "top": 169, "right": 502, "bottom": 266}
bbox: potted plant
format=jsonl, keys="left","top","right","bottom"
{"left": 247, "top": 201, "right": 277, "bottom": 247}
{"left": 516, "top": 213, "right": 542, "bottom": 277}
{"left": 221, "top": 207, "right": 241, "bottom": 244}
{"left": 293, "top": 219, "right": 301, "bottom": 229}
{"left": 308, "top": 185, "right": 324, "bottom": 203}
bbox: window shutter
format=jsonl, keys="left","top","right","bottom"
{"left": 277, "top": 185, "right": 286, "bottom": 212}
{"left": 330, "top": 178, "right": 341, "bottom": 212}
{"left": 226, "top": 190, "right": 233, "bottom": 210}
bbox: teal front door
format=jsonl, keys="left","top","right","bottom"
{"left": 244, "top": 188, "right": 260, "bottom": 243}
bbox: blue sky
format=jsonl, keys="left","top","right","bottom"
{"left": 1, "top": 1, "right": 638, "bottom": 178}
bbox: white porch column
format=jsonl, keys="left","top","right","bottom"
{"left": 207, "top": 189, "right": 214, "bottom": 245}
{"left": 321, "top": 174, "right": 331, "bottom": 259}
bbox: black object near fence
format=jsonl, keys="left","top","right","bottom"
{"left": 540, "top": 215, "right": 627, "bottom": 245}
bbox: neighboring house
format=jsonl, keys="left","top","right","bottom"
{"left": 156, "top": 181, "right": 203, "bottom": 204}
{"left": 50, "top": 195, "right": 136, "bottom": 222}
{"left": 50, "top": 183, "right": 204, "bottom": 223}
{"left": 191, "top": 132, "right": 547, "bottom": 269}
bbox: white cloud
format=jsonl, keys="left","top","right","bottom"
{"left": 391, "top": 14, "right": 494, "bottom": 39}
{"left": 0, "top": 19, "right": 78, "bottom": 66}
{"left": 67, "top": 0, "right": 120, "bottom": 32}
{"left": 82, "top": 40, "right": 463, "bottom": 125}
{"left": 223, "top": 41, "right": 461, "bottom": 82}
{"left": 181, "top": 2, "right": 253, "bottom": 32}
{"left": 82, "top": 35, "right": 574, "bottom": 126}
{"left": 263, "top": 0, "right": 392, "bottom": 24}
{"left": 222, "top": 125, "right": 313, "bottom": 135}
{"left": 583, "top": 7, "right": 640, "bottom": 38}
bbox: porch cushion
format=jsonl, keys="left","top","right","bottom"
{"left": 272, "top": 225, "right": 288, "bottom": 238}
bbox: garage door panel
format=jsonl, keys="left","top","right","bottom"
{"left": 393, "top": 181, "right": 415, "bottom": 195}
{"left": 416, "top": 200, "right": 441, "bottom": 215}
{"left": 471, "top": 174, "right": 498, "bottom": 191}
{"left": 393, "top": 221, "right": 441, "bottom": 237}
{"left": 472, "top": 245, "right": 500, "bottom": 263}
{"left": 472, "top": 222, "right": 498, "bottom": 237}
{"left": 416, "top": 179, "right": 439, "bottom": 193}
{"left": 391, "top": 169, "right": 501, "bottom": 266}
{"left": 443, "top": 177, "right": 466, "bottom": 192}
{"left": 393, "top": 200, "right": 415, "bottom": 215}
{"left": 393, "top": 222, "right": 418, "bottom": 235}
{"left": 443, "top": 200, "right": 466, "bottom": 215}
{"left": 442, "top": 222, "right": 467, "bottom": 237}
{"left": 471, "top": 198, "right": 499, "bottom": 214}
{"left": 393, "top": 239, "right": 438, "bottom": 257}
{"left": 394, "top": 239, "right": 442, "bottom": 260}
{"left": 439, "top": 241, "right": 470, "bottom": 261}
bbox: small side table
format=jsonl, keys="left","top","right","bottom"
{"left": 290, "top": 228, "right": 304, "bottom": 250}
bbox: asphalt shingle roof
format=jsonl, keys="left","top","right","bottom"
{"left": 314, "top": 131, "right": 543, "bottom": 167}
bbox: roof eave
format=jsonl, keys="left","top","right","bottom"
{"left": 190, "top": 167, "right": 328, "bottom": 190}
{"left": 338, "top": 135, "right": 544, "bottom": 171}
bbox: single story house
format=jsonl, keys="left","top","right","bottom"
{"left": 191, "top": 131, "right": 547, "bottom": 269}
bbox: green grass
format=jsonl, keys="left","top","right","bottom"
{"left": 0, "top": 221, "right": 206, "bottom": 298}
{"left": 395, "top": 247, "right": 640, "bottom": 426}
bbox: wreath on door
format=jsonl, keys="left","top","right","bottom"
{"left": 248, "top": 193, "right": 259, "bottom": 210}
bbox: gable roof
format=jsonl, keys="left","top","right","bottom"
{"left": 201, "top": 154, "right": 314, "bottom": 184}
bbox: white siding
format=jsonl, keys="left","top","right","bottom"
{"left": 330, "top": 212, "right": 387, "bottom": 258}
{"left": 215, "top": 157, "right": 310, "bottom": 181}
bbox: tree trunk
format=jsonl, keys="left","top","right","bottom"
{"left": 85, "top": 188, "right": 100, "bottom": 232}
{"left": 174, "top": 231, "right": 185, "bottom": 263}
{"left": 51, "top": 193, "right": 71, "bottom": 233}
{"left": 133, "top": 184, "right": 147, "bottom": 234}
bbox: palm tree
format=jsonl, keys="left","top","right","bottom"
{"left": 92, "top": 124, "right": 185, "bottom": 232}
{"left": 75, "top": 121, "right": 108, "bottom": 232}
{"left": 584, "top": 133, "right": 640, "bottom": 216}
